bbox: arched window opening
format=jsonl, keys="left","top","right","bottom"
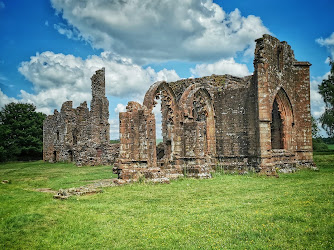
{"left": 142, "top": 81, "right": 179, "bottom": 166}
{"left": 153, "top": 94, "right": 163, "bottom": 142}
{"left": 153, "top": 89, "right": 175, "bottom": 162}
{"left": 193, "top": 90, "right": 214, "bottom": 156}
{"left": 271, "top": 99, "right": 284, "bottom": 149}
{"left": 270, "top": 88, "right": 294, "bottom": 151}
{"left": 181, "top": 88, "right": 216, "bottom": 158}
{"left": 56, "top": 131, "right": 59, "bottom": 141}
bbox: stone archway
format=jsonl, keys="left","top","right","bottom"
{"left": 179, "top": 86, "right": 216, "bottom": 160}
{"left": 192, "top": 89, "right": 216, "bottom": 157}
{"left": 143, "top": 81, "right": 180, "bottom": 165}
{"left": 270, "top": 88, "right": 294, "bottom": 151}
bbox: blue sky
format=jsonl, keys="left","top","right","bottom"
{"left": 0, "top": 0, "right": 333, "bottom": 138}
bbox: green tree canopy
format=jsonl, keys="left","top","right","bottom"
{"left": 0, "top": 102, "right": 46, "bottom": 161}
{"left": 318, "top": 59, "right": 334, "bottom": 137}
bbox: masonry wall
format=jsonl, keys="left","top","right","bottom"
{"left": 115, "top": 34, "right": 314, "bottom": 180}
{"left": 293, "top": 63, "right": 313, "bottom": 162}
{"left": 214, "top": 82, "right": 253, "bottom": 167}
{"left": 43, "top": 68, "right": 116, "bottom": 166}
{"left": 42, "top": 35, "right": 313, "bottom": 179}
{"left": 254, "top": 34, "right": 313, "bottom": 173}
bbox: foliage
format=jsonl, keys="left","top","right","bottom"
{"left": 322, "top": 137, "right": 334, "bottom": 144}
{"left": 310, "top": 116, "right": 331, "bottom": 152}
{"left": 311, "top": 116, "right": 320, "bottom": 138}
{"left": 0, "top": 158, "right": 333, "bottom": 249}
{"left": 110, "top": 139, "right": 120, "bottom": 144}
{"left": 0, "top": 102, "right": 46, "bottom": 161}
{"left": 312, "top": 137, "right": 329, "bottom": 152}
{"left": 318, "top": 59, "right": 334, "bottom": 137}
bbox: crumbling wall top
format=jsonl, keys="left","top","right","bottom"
{"left": 167, "top": 74, "right": 251, "bottom": 101}
{"left": 253, "top": 34, "right": 312, "bottom": 69}
{"left": 126, "top": 101, "right": 143, "bottom": 112}
{"left": 91, "top": 67, "right": 106, "bottom": 98}
{"left": 61, "top": 101, "right": 73, "bottom": 112}
{"left": 43, "top": 67, "right": 112, "bottom": 167}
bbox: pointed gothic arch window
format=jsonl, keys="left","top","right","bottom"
{"left": 142, "top": 81, "right": 180, "bottom": 165}
{"left": 271, "top": 99, "right": 284, "bottom": 149}
{"left": 270, "top": 88, "right": 294, "bottom": 150}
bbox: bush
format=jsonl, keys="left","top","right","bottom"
{"left": 313, "top": 138, "right": 329, "bottom": 152}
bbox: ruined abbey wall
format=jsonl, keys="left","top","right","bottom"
{"left": 114, "top": 35, "right": 313, "bottom": 180}
{"left": 43, "top": 68, "right": 118, "bottom": 166}
{"left": 43, "top": 35, "right": 313, "bottom": 180}
{"left": 253, "top": 35, "right": 313, "bottom": 172}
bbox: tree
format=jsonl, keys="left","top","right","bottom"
{"left": 311, "top": 116, "right": 319, "bottom": 138}
{"left": 0, "top": 102, "right": 46, "bottom": 161}
{"left": 318, "top": 59, "right": 334, "bottom": 137}
{"left": 311, "top": 115, "right": 329, "bottom": 151}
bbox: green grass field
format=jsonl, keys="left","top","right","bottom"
{"left": 0, "top": 155, "right": 333, "bottom": 249}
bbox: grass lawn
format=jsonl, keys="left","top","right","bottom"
{"left": 0, "top": 156, "right": 333, "bottom": 249}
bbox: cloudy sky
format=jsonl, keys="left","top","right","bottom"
{"left": 0, "top": 0, "right": 333, "bottom": 138}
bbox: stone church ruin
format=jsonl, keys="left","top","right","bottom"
{"left": 43, "top": 68, "right": 118, "bottom": 166}
{"left": 44, "top": 35, "right": 313, "bottom": 180}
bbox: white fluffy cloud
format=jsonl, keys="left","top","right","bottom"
{"left": 152, "top": 101, "right": 163, "bottom": 139}
{"left": 310, "top": 75, "right": 326, "bottom": 119}
{"left": 311, "top": 70, "right": 331, "bottom": 118}
{"left": 51, "top": 0, "right": 269, "bottom": 63}
{"left": 310, "top": 72, "right": 331, "bottom": 137}
{"left": 109, "top": 119, "right": 120, "bottom": 139}
{"left": 190, "top": 58, "right": 251, "bottom": 77}
{"left": 114, "top": 103, "right": 126, "bottom": 113}
{"left": 0, "top": 89, "right": 17, "bottom": 108}
{"left": 54, "top": 23, "right": 81, "bottom": 41}
{"left": 17, "top": 51, "right": 180, "bottom": 114}
{"left": 316, "top": 32, "right": 334, "bottom": 61}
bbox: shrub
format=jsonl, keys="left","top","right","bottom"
{"left": 313, "top": 138, "right": 329, "bottom": 152}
